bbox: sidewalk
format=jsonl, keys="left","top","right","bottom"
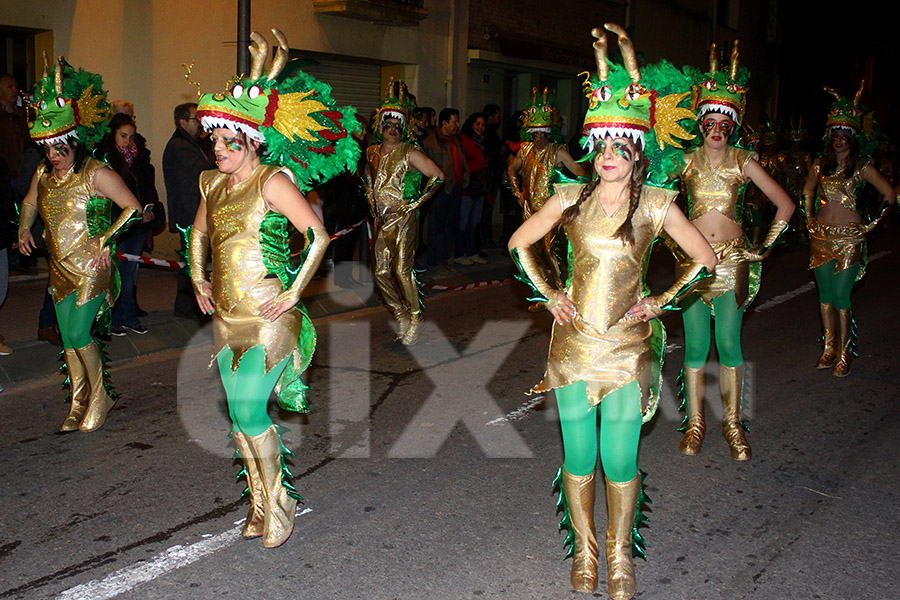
{"left": 0, "top": 251, "right": 517, "bottom": 386}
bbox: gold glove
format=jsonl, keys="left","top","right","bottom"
{"left": 645, "top": 262, "right": 711, "bottom": 314}
{"left": 508, "top": 176, "right": 524, "bottom": 202}
{"left": 865, "top": 201, "right": 894, "bottom": 233}
{"left": 512, "top": 246, "right": 558, "bottom": 309}
{"left": 741, "top": 219, "right": 789, "bottom": 262}
{"left": 271, "top": 226, "right": 329, "bottom": 307}
{"left": 188, "top": 227, "right": 209, "bottom": 297}
{"left": 99, "top": 206, "right": 140, "bottom": 248}
{"left": 803, "top": 193, "right": 815, "bottom": 230}
{"left": 17, "top": 202, "right": 38, "bottom": 244}
{"left": 399, "top": 176, "right": 442, "bottom": 215}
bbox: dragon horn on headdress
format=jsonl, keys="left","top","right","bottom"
{"left": 604, "top": 23, "right": 640, "bottom": 83}
{"left": 708, "top": 43, "right": 718, "bottom": 75}
{"left": 268, "top": 29, "right": 289, "bottom": 81}
{"left": 853, "top": 78, "right": 865, "bottom": 106}
{"left": 729, "top": 40, "right": 740, "bottom": 81}
{"left": 248, "top": 32, "right": 268, "bottom": 81}
{"left": 54, "top": 55, "right": 65, "bottom": 95}
{"left": 591, "top": 27, "right": 610, "bottom": 82}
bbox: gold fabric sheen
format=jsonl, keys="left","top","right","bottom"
{"left": 368, "top": 142, "right": 422, "bottom": 318}
{"left": 681, "top": 146, "right": 756, "bottom": 226}
{"left": 37, "top": 158, "right": 114, "bottom": 306}
{"left": 533, "top": 183, "right": 675, "bottom": 415}
{"left": 811, "top": 158, "right": 870, "bottom": 214}
{"left": 201, "top": 164, "right": 305, "bottom": 372}
{"left": 520, "top": 141, "right": 565, "bottom": 217}
{"left": 808, "top": 159, "right": 869, "bottom": 274}
{"left": 676, "top": 238, "right": 749, "bottom": 308}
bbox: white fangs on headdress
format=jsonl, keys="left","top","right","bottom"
{"left": 582, "top": 126, "right": 646, "bottom": 152}
{"left": 527, "top": 126, "right": 551, "bottom": 134}
{"left": 379, "top": 110, "right": 407, "bottom": 129}
{"left": 36, "top": 130, "right": 79, "bottom": 147}
{"left": 697, "top": 103, "right": 739, "bottom": 123}
{"left": 200, "top": 115, "right": 265, "bottom": 143}
{"left": 828, "top": 124, "right": 857, "bottom": 138}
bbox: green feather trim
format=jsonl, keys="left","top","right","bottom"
{"left": 510, "top": 248, "right": 550, "bottom": 304}
{"left": 402, "top": 169, "right": 424, "bottom": 203}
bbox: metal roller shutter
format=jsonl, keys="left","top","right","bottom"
{"left": 296, "top": 55, "right": 382, "bottom": 122}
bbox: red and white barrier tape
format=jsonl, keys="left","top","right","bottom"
{"left": 329, "top": 219, "right": 366, "bottom": 241}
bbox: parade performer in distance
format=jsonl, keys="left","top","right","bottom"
{"left": 365, "top": 78, "right": 443, "bottom": 346}
{"left": 508, "top": 87, "right": 585, "bottom": 297}
{"left": 510, "top": 25, "right": 716, "bottom": 598}
{"left": 782, "top": 116, "right": 812, "bottom": 243}
{"left": 189, "top": 29, "right": 360, "bottom": 548}
{"left": 802, "top": 83, "right": 895, "bottom": 377}
{"left": 18, "top": 55, "right": 141, "bottom": 432}
{"left": 674, "top": 42, "right": 794, "bottom": 461}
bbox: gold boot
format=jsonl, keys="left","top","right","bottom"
{"left": 816, "top": 303, "right": 838, "bottom": 369}
{"left": 678, "top": 366, "right": 706, "bottom": 455}
{"left": 605, "top": 475, "right": 640, "bottom": 600}
{"left": 233, "top": 432, "right": 265, "bottom": 539}
{"left": 402, "top": 312, "right": 421, "bottom": 346}
{"left": 720, "top": 364, "right": 751, "bottom": 461}
{"left": 832, "top": 308, "right": 853, "bottom": 377}
{"left": 77, "top": 342, "right": 116, "bottom": 432}
{"left": 248, "top": 425, "right": 298, "bottom": 548}
{"left": 561, "top": 468, "right": 598, "bottom": 593}
{"left": 59, "top": 348, "right": 89, "bottom": 432}
{"left": 394, "top": 308, "right": 411, "bottom": 341}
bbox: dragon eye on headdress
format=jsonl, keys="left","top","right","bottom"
{"left": 39, "top": 100, "right": 47, "bottom": 110}
{"left": 55, "top": 97, "right": 67, "bottom": 108}
{"left": 542, "top": 106, "right": 551, "bottom": 113}
{"left": 625, "top": 83, "right": 648, "bottom": 101}
{"left": 726, "top": 83, "right": 743, "bottom": 94}
{"left": 595, "top": 85, "right": 612, "bottom": 102}
{"left": 248, "top": 85, "right": 261, "bottom": 100}
{"left": 231, "top": 84, "right": 244, "bottom": 98}
{"left": 702, "top": 79, "right": 717, "bottom": 91}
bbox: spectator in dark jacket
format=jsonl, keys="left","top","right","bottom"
{"left": 162, "top": 102, "right": 214, "bottom": 319}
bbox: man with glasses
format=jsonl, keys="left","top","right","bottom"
{"left": 365, "top": 81, "right": 443, "bottom": 345}
{"left": 163, "top": 102, "right": 214, "bottom": 320}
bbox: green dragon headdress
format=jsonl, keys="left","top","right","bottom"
{"left": 787, "top": 114, "right": 807, "bottom": 143}
{"left": 28, "top": 53, "right": 109, "bottom": 148}
{"left": 196, "top": 29, "right": 361, "bottom": 191}
{"left": 580, "top": 24, "right": 696, "bottom": 187}
{"left": 688, "top": 41, "right": 749, "bottom": 125}
{"left": 371, "top": 77, "right": 418, "bottom": 144}
{"left": 824, "top": 80, "right": 865, "bottom": 137}
{"left": 520, "top": 87, "right": 562, "bottom": 142}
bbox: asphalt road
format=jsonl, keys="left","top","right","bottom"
{"left": 1, "top": 233, "right": 898, "bottom": 600}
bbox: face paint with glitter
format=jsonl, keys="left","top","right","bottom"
{"left": 211, "top": 134, "right": 245, "bottom": 152}
{"left": 596, "top": 139, "right": 634, "bottom": 161}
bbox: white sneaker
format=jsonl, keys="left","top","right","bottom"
{"left": 470, "top": 254, "right": 488, "bottom": 264}
{"left": 455, "top": 256, "right": 473, "bottom": 266}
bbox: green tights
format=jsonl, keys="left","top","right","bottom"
{"left": 681, "top": 290, "right": 744, "bottom": 369}
{"left": 217, "top": 346, "right": 290, "bottom": 437}
{"left": 812, "top": 260, "right": 859, "bottom": 310}
{"left": 555, "top": 380, "right": 642, "bottom": 483}
{"left": 56, "top": 293, "right": 105, "bottom": 349}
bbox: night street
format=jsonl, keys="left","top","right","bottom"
{"left": 1, "top": 234, "right": 898, "bottom": 600}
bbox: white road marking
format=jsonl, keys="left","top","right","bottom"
{"left": 57, "top": 509, "right": 313, "bottom": 600}
{"left": 753, "top": 250, "right": 890, "bottom": 313}
{"left": 486, "top": 396, "right": 544, "bottom": 426}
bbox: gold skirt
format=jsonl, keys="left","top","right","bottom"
{"left": 808, "top": 220, "right": 865, "bottom": 273}
{"left": 212, "top": 276, "right": 304, "bottom": 373}
{"left": 677, "top": 238, "right": 752, "bottom": 309}
{"left": 49, "top": 240, "right": 113, "bottom": 307}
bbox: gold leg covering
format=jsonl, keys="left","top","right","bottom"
{"left": 60, "top": 348, "right": 89, "bottom": 432}
{"left": 394, "top": 308, "right": 411, "bottom": 341}
{"left": 678, "top": 366, "right": 706, "bottom": 455}
{"left": 374, "top": 214, "right": 420, "bottom": 333}
{"left": 76, "top": 342, "right": 115, "bottom": 432}
{"left": 402, "top": 312, "right": 421, "bottom": 346}
{"left": 832, "top": 308, "right": 853, "bottom": 377}
{"left": 233, "top": 432, "right": 265, "bottom": 539}
{"left": 605, "top": 475, "right": 640, "bottom": 600}
{"left": 562, "top": 468, "right": 599, "bottom": 593}
{"left": 247, "top": 425, "right": 297, "bottom": 548}
{"left": 816, "top": 303, "right": 838, "bottom": 369}
{"left": 720, "top": 364, "right": 751, "bottom": 461}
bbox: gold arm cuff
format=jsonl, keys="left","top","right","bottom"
{"left": 648, "top": 262, "right": 711, "bottom": 313}
{"left": 99, "top": 206, "right": 140, "bottom": 248}
{"left": 866, "top": 202, "right": 893, "bottom": 233}
{"left": 403, "top": 176, "right": 442, "bottom": 214}
{"left": 18, "top": 202, "right": 38, "bottom": 242}
{"left": 188, "top": 227, "right": 209, "bottom": 296}
{"left": 513, "top": 245, "right": 558, "bottom": 308}
{"left": 803, "top": 193, "right": 815, "bottom": 227}
{"left": 272, "top": 226, "right": 329, "bottom": 306}
{"left": 743, "top": 219, "right": 789, "bottom": 261}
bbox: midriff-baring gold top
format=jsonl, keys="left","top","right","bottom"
{"left": 533, "top": 183, "right": 675, "bottom": 420}
{"left": 810, "top": 158, "right": 870, "bottom": 215}
{"left": 521, "top": 141, "right": 564, "bottom": 215}
{"left": 367, "top": 142, "right": 418, "bottom": 221}
{"left": 38, "top": 158, "right": 114, "bottom": 305}
{"left": 682, "top": 146, "right": 756, "bottom": 225}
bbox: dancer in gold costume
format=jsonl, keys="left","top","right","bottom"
{"left": 18, "top": 55, "right": 140, "bottom": 433}
{"left": 189, "top": 30, "right": 360, "bottom": 548}
{"left": 511, "top": 26, "right": 715, "bottom": 599}
{"left": 365, "top": 79, "right": 443, "bottom": 345}
{"left": 802, "top": 83, "right": 895, "bottom": 377}
{"left": 675, "top": 42, "right": 794, "bottom": 461}
{"left": 508, "top": 88, "right": 585, "bottom": 292}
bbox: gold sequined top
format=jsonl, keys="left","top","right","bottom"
{"left": 520, "top": 141, "right": 564, "bottom": 215}
{"left": 38, "top": 158, "right": 114, "bottom": 305}
{"left": 367, "top": 142, "right": 418, "bottom": 221}
{"left": 810, "top": 158, "right": 871, "bottom": 215}
{"left": 682, "top": 146, "right": 756, "bottom": 225}
{"left": 201, "top": 164, "right": 293, "bottom": 313}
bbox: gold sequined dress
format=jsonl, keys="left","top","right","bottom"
{"left": 532, "top": 183, "right": 675, "bottom": 421}
{"left": 367, "top": 142, "right": 422, "bottom": 317}
{"left": 201, "top": 164, "right": 314, "bottom": 379}
{"left": 38, "top": 158, "right": 117, "bottom": 308}
{"left": 677, "top": 146, "right": 760, "bottom": 309}
{"left": 519, "top": 141, "right": 566, "bottom": 288}
{"left": 807, "top": 158, "right": 869, "bottom": 276}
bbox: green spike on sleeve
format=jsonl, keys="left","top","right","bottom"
{"left": 661, "top": 266, "right": 712, "bottom": 312}
{"left": 511, "top": 248, "right": 550, "bottom": 304}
